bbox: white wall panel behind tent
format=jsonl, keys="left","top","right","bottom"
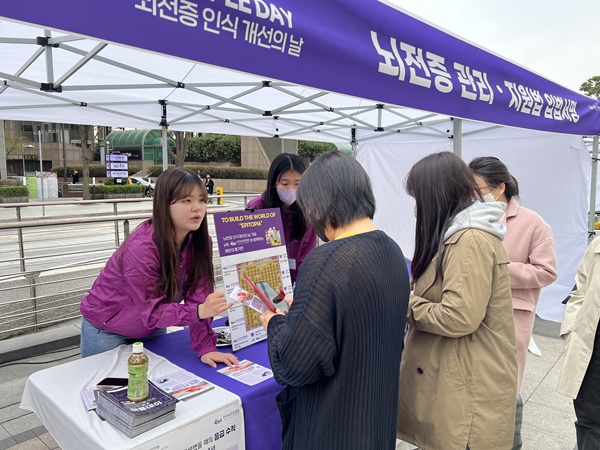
{"left": 358, "top": 129, "right": 590, "bottom": 322}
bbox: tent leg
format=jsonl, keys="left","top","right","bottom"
{"left": 453, "top": 118, "right": 462, "bottom": 157}
{"left": 589, "top": 135, "right": 599, "bottom": 242}
{"left": 162, "top": 127, "right": 168, "bottom": 171}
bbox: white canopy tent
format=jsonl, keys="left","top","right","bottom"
{"left": 1, "top": 3, "right": 598, "bottom": 321}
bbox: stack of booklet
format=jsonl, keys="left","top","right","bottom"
{"left": 96, "top": 381, "right": 178, "bottom": 438}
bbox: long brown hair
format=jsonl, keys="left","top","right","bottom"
{"left": 405, "top": 152, "right": 479, "bottom": 281}
{"left": 152, "top": 168, "right": 213, "bottom": 300}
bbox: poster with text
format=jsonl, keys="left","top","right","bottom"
{"left": 35, "top": 171, "right": 58, "bottom": 199}
{"left": 214, "top": 208, "right": 292, "bottom": 351}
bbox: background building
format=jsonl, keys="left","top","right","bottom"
{"left": 1, "top": 120, "right": 89, "bottom": 178}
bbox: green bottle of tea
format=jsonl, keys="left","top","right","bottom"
{"left": 127, "top": 342, "right": 149, "bottom": 401}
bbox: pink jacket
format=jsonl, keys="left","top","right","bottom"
{"left": 503, "top": 198, "right": 558, "bottom": 312}
{"left": 80, "top": 221, "right": 216, "bottom": 357}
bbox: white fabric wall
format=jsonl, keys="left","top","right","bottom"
{"left": 357, "top": 130, "right": 590, "bottom": 322}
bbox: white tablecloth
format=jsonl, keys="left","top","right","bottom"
{"left": 20, "top": 345, "right": 245, "bottom": 450}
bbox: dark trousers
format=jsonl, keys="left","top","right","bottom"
{"left": 574, "top": 323, "right": 600, "bottom": 450}
{"left": 511, "top": 393, "right": 523, "bottom": 450}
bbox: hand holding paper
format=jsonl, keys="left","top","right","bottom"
{"left": 198, "top": 292, "right": 233, "bottom": 319}
{"left": 230, "top": 286, "right": 270, "bottom": 315}
{"left": 242, "top": 274, "right": 277, "bottom": 313}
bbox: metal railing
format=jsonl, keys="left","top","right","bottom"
{"left": 0, "top": 194, "right": 256, "bottom": 339}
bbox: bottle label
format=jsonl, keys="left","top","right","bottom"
{"left": 127, "top": 362, "right": 149, "bottom": 401}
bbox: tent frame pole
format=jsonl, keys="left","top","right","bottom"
{"left": 44, "top": 30, "right": 54, "bottom": 85}
{"left": 589, "top": 135, "right": 599, "bottom": 242}
{"left": 453, "top": 118, "right": 462, "bottom": 157}
{"left": 161, "top": 128, "right": 168, "bottom": 171}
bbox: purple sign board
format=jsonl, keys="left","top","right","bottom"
{"left": 2, "top": 0, "right": 600, "bottom": 134}
{"left": 214, "top": 208, "right": 286, "bottom": 257}
{"left": 214, "top": 208, "right": 291, "bottom": 351}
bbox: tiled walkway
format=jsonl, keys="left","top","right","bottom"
{"left": 0, "top": 318, "right": 577, "bottom": 450}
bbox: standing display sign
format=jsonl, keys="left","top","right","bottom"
{"left": 106, "top": 154, "right": 129, "bottom": 178}
{"left": 214, "top": 208, "right": 293, "bottom": 351}
{"left": 35, "top": 171, "right": 58, "bottom": 199}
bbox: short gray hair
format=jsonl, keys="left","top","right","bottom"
{"left": 297, "top": 151, "right": 375, "bottom": 240}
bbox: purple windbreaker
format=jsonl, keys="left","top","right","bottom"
{"left": 80, "top": 221, "right": 216, "bottom": 357}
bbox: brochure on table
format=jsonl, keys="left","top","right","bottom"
{"left": 217, "top": 359, "right": 274, "bottom": 386}
{"left": 214, "top": 208, "right": 292, "bottom": 351}
{"left": 151, "top": 369, "right": 215, "bottom": 400}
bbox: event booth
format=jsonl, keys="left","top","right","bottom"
{"left": 2, "top": 0, "right": 600, "bottom": 322}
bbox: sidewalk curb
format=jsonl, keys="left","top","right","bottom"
{"left": 0, "top": 319, "right": 81, "bottom": 364}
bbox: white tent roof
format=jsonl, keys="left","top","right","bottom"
{"left": 0, "top": 19, "right": 466, "bottom": 144}
{"left": 2, "top": 1, "right": 599, "bottom": 141}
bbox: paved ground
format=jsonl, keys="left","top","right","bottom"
{"left": 0, "top": 315, "right": 578, "bottom": 450}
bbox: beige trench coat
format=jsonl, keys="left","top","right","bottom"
{"left": 398, "top": 229, "right": 517, "bottom": 450}
{"left": 558, "top": 236, "right": 600, "bottom": 399}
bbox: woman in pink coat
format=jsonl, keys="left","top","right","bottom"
{"left": 470, "top": 156, "right": 558, "bottom": 450}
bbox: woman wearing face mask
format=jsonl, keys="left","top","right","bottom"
{"left": 469, "top": 156, "right": 557, "bottom": 450}
{"left": 247, "top": 153, "right": 317, "bottom": 284}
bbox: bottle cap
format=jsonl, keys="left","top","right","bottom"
{"left": 132, "top": 342, "right": 144, "bottom": 353}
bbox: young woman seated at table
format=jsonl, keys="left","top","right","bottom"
{"left": 79, "top": 168, "right": 238, "bottom": 368}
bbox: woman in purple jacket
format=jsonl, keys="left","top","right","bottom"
{"left": 470, "top": 156, "right": 558, "bottom": 450}
{"left": 80, "top": 168, "right": 238, "bottom": 368}
{"left": 247, "top": 153, "right": 317, "bottom": 284}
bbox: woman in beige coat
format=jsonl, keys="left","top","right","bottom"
{"left": 397, "top": 152, "right": 518, "bottom": 450}
{"left": 558, "top": 237, "right": 600, "bottom": 449}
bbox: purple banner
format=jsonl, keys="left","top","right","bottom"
{"left": 2, "top": 0, "right": 600, "bottom": 134}
{"left": 214, "top": 208, "right": 285, "bottom": 256}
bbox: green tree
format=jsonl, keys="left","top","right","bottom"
{"left": 187, "top": 134, "right": 241, "bottom": 163}
{"left": 5, "top": 133, "right": 26, "bottom": 159}
{"left": 580, "top": 76, "right": 600, "bottom": 99}
{"left": 171, "top": 130, "right": 193, "bottom": 167}
{"left": 298, "top": 140, "right": 335, "bottom": 160}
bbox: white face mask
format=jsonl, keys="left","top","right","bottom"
{"left": 482, "top": 193, "right": 495, "bottom": 203}
{"left": 277, "top": 188, "right": 297, "bottom": 205}
{"left": 482, "top": 187, "right": 500, "bottom": 203}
